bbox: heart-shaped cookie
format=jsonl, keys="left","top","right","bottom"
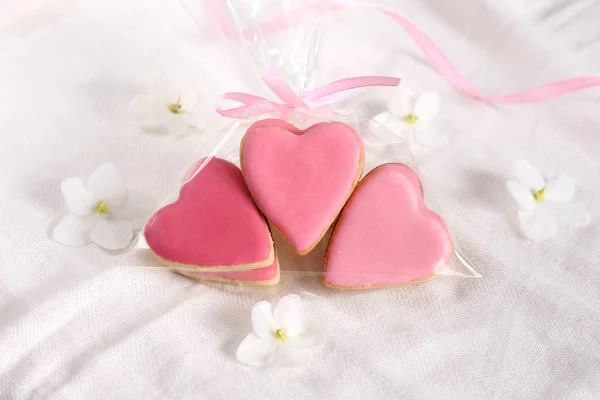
{"left": 324, "top": 163, "right": 453, "bottom": 289}
{"left": 241, "top": 121, "right": 364, "bottom": 255}
{"left": 178, "top": 255, "right": 280, "bottom": 286}
{"left": 144, "top": 157, "right": 275, "bottom": 272}
{"left": 245, "top": 118, "right": 303, "bottom": 136}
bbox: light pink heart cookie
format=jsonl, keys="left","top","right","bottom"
{"left": 145, "top": 157, "right": 276, "bottom": 278}
{"left": 241, "top": 121, "right": 364, "bottom": 255}
{"left": 325, "top": 163, "right": 453, "bottom": 289}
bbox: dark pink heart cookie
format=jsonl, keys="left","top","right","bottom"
{"left": 145, "top": 157, "right": 275, "bottom": 276}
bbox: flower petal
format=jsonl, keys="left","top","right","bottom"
{"left": 272, "top": 346, "right": 310, "bottom": 368}
{"left": 548, "top": 202, "right": 591, "bottom": 227}
{"left": 113, "top": 190, "right": 157, "bottom": 230}
{"left": 160, "top": 109, "right": 190, "bottom": 137}
{"left": 162, "top": 85, "right": 198, "bottom": 110}
{"left": 372, "top": 111, "right": 391, "bottom": 125}
{"left": 90, "top": 219, "right": 133, "bottom": 250}
{"left": 178, "top": 87, "right": 198, "bottom": 110}
{"left": 545, "top": 173, "right": 575, "bottom": 203}
{"left": 372, "top": 112, "right": 407, "bottom": 141}
{"left": 61, "top": 177, "right": 95, "bottom": 217}
{"left": 413, "top": 92, "right": 440, "bottom": 124}
{"left": 130, "top": 94, "right": 160, "bottom": 124}
{"left": 413, "top": 126, "right": 448, "bottom": 147}
{"left": 183, "top": 110, "right": 208, "bottom": 130}
{"left": 274, "top": 294, "right": 305, "bottom": 336}
{"left": 388, "top": 87, "right": 414, "bottom": 116}
{"left": 506, "top": 180, "right": 536, "bottom": 210}
{"left": 251, "top": 301, "right": 277, "bottom": 339}
{"left": 236, "top": 333, "right": 276, "bottom": 367}
{"left": 515, "top": 160, "right": 545, "bottom": 191}
{"left": 399, "top": 125, "right": 416, "bottom": 144}
{"left": 518, "top": 208, "right": 558, "bottom": 242}
{"left": 87, "top": 163, "right": 126, "bottom": 205}
{"left": 53, "top": 214, "right": 98, "bottom": 246}
{"left": 285, "top": 328, "right": 325, "bottom": 349}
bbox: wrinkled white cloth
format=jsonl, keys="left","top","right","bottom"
{"left": 1, "top": 0, "right": 600, "bottom": 399}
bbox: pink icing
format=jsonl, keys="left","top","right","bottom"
{"left": 145, "top": 157, "right": 273, "bottom": 268}
{"left": 242, "top": 121, "right": 363, "bottom": 253}
{"left": 325, "top": 163, "right": 453, "bottom": 288}
{"left": 179, "top": 256, "right": 278, "bottom": 282}
{"left": 245, "top": 118, "right": 302, "bottom": 135}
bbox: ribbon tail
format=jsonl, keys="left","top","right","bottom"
{"left": 303, "top": 76, "right": 400, "bottom": 103}
{"left": 207, "top": 0, "right": 600, "bottom": 104}
{"left": 215, "top": 92, "right": 274, "bottom": 118}
{"left": 483, "top": 77, "right": 600, "bottom": 104}
{"left": 333, "top": 0, "right": 600, "bottom": 104}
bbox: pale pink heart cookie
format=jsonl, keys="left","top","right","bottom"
{"left": 325, "top": 163, "right": 453, "bottom": 289}
{"left": 178, "top": 255, "right": 280, "bottom": 286}
{"left": 241, "top": 121, "right": 364, "bottom": 255}
{"left": 145, "top": 157, "right": 275, "bottom": 274}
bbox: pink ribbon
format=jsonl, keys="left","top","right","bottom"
{"left": 216, "top": 70, "right": 401, "bottom": 118}
{"left": 340, "top": 0, "right": 600, "bottom": 104}
{"left": 206, "top": 0, "right": 600, "bottom": 106}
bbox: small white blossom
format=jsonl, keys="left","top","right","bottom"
{"left": 53, "top": 163, "right": 156, "bottom": 250}
{"left": 131, "top": 81, "right": 208, "bottom": 137}
{"left": 506, "top": 160, "right": 591, "bottom": 241}
{"left": 373, "top": 88, "right": 447, "bottom": 147}
{"left": 236, "top": 294, "right": 325, "bottom": 368}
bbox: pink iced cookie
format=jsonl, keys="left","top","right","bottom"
{"left": 241, "top": 121, "right": 364, "bottom": 255}
{"left": 178, "top": 255, "right": 280, "bottom": 286}
{"left": 244, "top": 118, "right": 302, "bottom": 136}
{"left": 325, "top": 163, "right": 453, "bottom": 289}
{"left": 145, "top": 157, "right": 275, "bottom": 273}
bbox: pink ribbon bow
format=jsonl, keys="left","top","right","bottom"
{"left": 205, "top": 0, "right": 600, "bottom": 106}
{"left": 215, "top": 70, "right": 401, "bottom": 118}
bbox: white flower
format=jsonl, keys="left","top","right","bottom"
{"left": 506, "top": 160, "right": 591, "bottom": 241}
{"left": 373, "top": 88, "right": 447, "bottom": 147}
{"left": 53, "top": 163, "right": 156, "bottom": 250}
{"left": 236, "top": 294, "right": 325, "bottom": 368}
{"left": 131, "top": 81, "right": 208, "bottom": 137}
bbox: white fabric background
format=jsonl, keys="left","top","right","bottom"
{"left": 1, "top": 0, "right": 600, "bottom": 399}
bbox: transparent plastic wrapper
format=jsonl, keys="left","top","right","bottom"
{"left": 121, "top": 0, "right": 480, "bottom": 294}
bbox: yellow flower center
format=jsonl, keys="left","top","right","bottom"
{"left": 95, "top": 201, "right": 109, "bottom": 216}
{"left": 275, "top": 329, "right": 287, "bottom": 342}
{"left": 168, "top": 102, "right": 182, "bottom": 114}
{"left": 403, "top": 113, "right": 419, "bottom": 124}
{"left": 533, "top": 187, "right": 546, "bottom": 202}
